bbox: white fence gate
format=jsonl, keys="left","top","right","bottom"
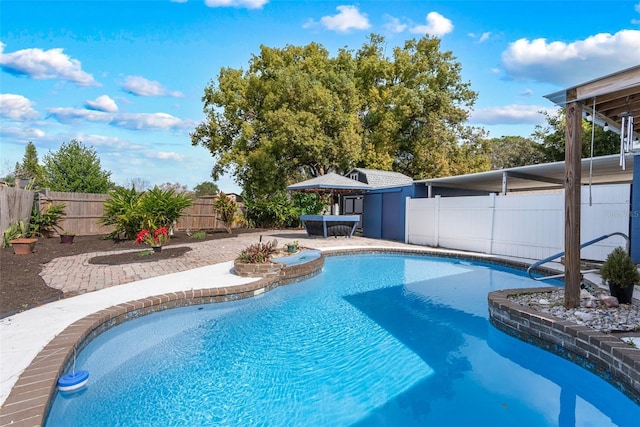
{"left": 405, "top": 184, "right": 630, "bottom": 262}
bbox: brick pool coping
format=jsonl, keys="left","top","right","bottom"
{"left": 488, "top": 287, "right": 640, "bottom": 406}
{"left": 0, "top": 254, "right": 325, "bottom": 427}
{"left": 1, "top": 248, "right": 639, "bottom": 425}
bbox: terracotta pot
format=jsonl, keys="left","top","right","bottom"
{"left": 10, "top": 238, "right": 38, "bottom": 255}
{"left": 60, "top": 234, "right": 75, "bottom": 244}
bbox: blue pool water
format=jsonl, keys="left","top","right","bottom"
{"left": 46, "top": 254, "right": 640, "bottom": 426}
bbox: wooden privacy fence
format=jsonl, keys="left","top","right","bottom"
{"left": 34, "top": 190, "right": 235, "bottom": 236}
{"left": 37, "top": 190, "right": 111, "bottom": 236}
{"left": 175, "top": 196, "right": 220, "bottom": 231}
{"left": 0, "top": 187, "right": 35, "bottom": 235}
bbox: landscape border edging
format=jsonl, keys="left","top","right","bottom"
{"left": 488, "top": 288, "right": 640, "bottom": 406}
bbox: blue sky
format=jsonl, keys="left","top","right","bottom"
{"left": 1, "top": 0, "right": 639, "bottom": 193}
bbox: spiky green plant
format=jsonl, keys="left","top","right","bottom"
{"left": 236, "top": 242, "right": 277, "bottom": 264}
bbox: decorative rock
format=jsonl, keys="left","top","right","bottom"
{"left": 508, "top": 287, "right": 640, "bottom": 333}
{"left": 574, "top": 311, "right": 594, "bottom": 322}
{"left": 600, "top": 296, "right": 619, "bottom": 308}
{"left": 580, "top": 289, "right": 592, "bottom": 299}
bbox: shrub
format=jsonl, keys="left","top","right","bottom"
{"left": 245, "top": 193, "right": 300, "bottom": 228}
{"left": 29, "top": 202, "right": 66, "bottom": 237}
{"left": 138, "top": 186, "right": 193, "bottom": 230}
{"left": 99, "top": 187, "right": 144, "bottom": 240}
{"left": 214, "top": 192, "right": 237, "bottom": 234}
{"left": 291, "top": 192, "right": 327, "bottom": 216}
{"left": 236, "top": 242, "right": 277, "bottom": 264}
{"left": 100, "top": 186, "right": 193, "bottom": 240}
{"left": 190, "top": 230, "right": 206, "bottom": 239}
{"left": 600, "top": 247, "right": 640, "bottom": 287}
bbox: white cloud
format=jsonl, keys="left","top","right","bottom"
{"left": 46, "top": 107, "right": 193, "bottom": 131}
{"left": 26, "top": 128, "right": 46, "bottom": 138}
{"left": 501, "top": 30, "right": 640, "bottom": 86}
{"left": 319, "top": 5, "right": 371, "bottom": 33}
{"left": 47, "top": 107, "right": 112, "bottom": 124}
{"left": 111, "top": 112, "right": 192, "bottom": 130}
{"left": 121, "top": 75, "right": 184, "bottom": 97}
{"left": 469, "top": 104, "right": 556, "bottom": 125}
{"left": 85, "top": 95, "right": 118, "bottom": 113}
{"left": 0, "top": 125, "right": 45, "bottom": 140}
{"left": 205, "top": 0, "right": 267, "bottom": 9}
{"left": 0, "top": 42, "right": 97, "bottom": 86}
{"left": 383, "top": 14, "right": 407, "bottom": 34}
{"left": 0, "top": 94, "right": 39, "bottom": 121}
{"left": 519, "top": 89, "right": 534, "bottom": 97}
{"left": 147, "top": 151, "right": 187, "bottom": 161}
{"left": 469, "top": 32, "right": 492, "bottom": 43}
{"left": 410, "top": 12, "right": 453, "bottom": 36}
{"left": 76, "top": 133, "right": 146, "bottom": 151}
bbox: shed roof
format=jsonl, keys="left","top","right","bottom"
{"left": 347, "top": 168, "right": 413, "bottom": 188}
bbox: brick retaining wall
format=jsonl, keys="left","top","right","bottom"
{"left": 488, "top": 287, "right": 640, "bottom": 406}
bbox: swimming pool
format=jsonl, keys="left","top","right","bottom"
{"left": 46, "top": 254, "right": 640, "bottom": 426}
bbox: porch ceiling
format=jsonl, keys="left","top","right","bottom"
{"left": 545, "top": 65, "right": 640, "bottom": 137}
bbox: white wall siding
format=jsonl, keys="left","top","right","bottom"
{"left": 405, "top": 184, "right": 630, "bottom": 262}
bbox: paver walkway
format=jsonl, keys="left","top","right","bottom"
{"left": 40, "top": 230, "right": 422, "bottom": 295}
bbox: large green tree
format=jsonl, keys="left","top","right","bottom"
{"left": 532, "top": 109, "right": 620, "bottom": 162}
{"left": 487, "top": 136, "right": 547, "bottom": 169}
{"left": 42, "top": 139, "right": 113, "bottom": 193}
{"left": 9, "top": 142, "right": 44, "bottom": 188}
{"left": 191, "top": 34, "right": 488, "bottom": 198}
{"left": 354, "top": 34, "right": 487, "bottom": 178}
{"left": 193, "top": 181, "right": 220, "bottom": 197}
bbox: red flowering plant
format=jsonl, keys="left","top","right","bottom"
{"left": 135, "top": 226, "right": 169, "bottom": 248}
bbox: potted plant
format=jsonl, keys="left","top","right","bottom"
{"left": 600, "top": 246, "right": 640, "bottom": 304}
{"left": 9, "top": 237, "right": 38, "bottom": 254}
{"left": 30, "top": 202, "right": 66, "bottom": 238}
{"left": 286, "top": 240, "right": 299, "bottom": 254}
{"left": 60, "top": 231, "right": 75, "bottom": 244}
{"left": 3, "top": 220, "right": 38, "bottom": 254}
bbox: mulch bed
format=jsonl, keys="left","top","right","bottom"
{"left": 0, "top": 230, "right": 252, "bottom": 318}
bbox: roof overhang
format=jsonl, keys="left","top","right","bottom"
{"left": 545, "top": 65, "right": 640, "bottom": 137}
{"left": 416, "top": 154, "right": 634, "bottom": 193}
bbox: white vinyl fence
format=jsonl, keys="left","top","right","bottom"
{"left": 405, "top": 184, "right": 630, "bottom": 262}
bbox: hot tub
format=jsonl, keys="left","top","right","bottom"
{"left": 300, "top": 215, "right": 360, "bottom": 238}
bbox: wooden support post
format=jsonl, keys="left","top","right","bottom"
{"left": 564, "top": 100, "right": 582, "bottom": 308}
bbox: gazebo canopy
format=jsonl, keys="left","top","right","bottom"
{"left": 286, "top": 172, "right": 371, "bottom": 194}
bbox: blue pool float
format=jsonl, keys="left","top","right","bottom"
{"left": 57, "top": 370, "right": 89, "bottom": 392}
